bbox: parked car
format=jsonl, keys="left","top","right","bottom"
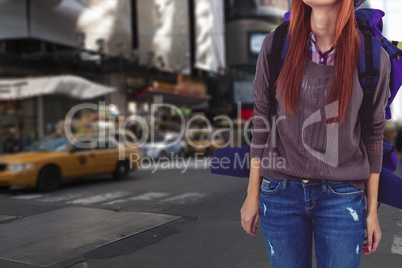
{"left": 186, "top": 130, "right": 226, "bottom": 156}
{"left": 0, "top": 131, "right": 141, "bottom": 191}
{"left": 140, "top": 132, "right": 187, "bottom": 158}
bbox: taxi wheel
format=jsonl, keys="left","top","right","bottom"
{"left": 113, "top": 160, "right": 129, "bottom": 180}
{"left": 37, "top": 166, "right": 60, "bottom": 191}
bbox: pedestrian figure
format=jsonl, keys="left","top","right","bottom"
{"left": 241, "top": 1, "right": 387, "bottom": 267}
{"left": 395, "top": 127, "right": 402, "bottom": 177}
{"left": 395, "top": 127, "right": 402, "bottom": 152}
{"left": 13, "top": 131, "right": 31, "bottom": 152}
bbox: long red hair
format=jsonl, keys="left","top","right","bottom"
{"left": 276, "top": 0, "right": 360, "bottom": 124}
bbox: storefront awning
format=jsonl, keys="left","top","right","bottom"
{"left": 0, "top": 75, "right": 115, "bottom": 100}
{"left": 134, "top": 87, "right": 211, "bottom": 107}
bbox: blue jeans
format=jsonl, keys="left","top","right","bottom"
{"left": 259, "top": 178, "right": 366, "bottom": 268}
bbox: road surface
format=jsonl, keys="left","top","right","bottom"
{"left": 0, "top": 160, "right": 401, "bottom": 267}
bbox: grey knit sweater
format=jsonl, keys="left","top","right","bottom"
{"left": 250, "top": 32, "right": 391, "bottom": 189}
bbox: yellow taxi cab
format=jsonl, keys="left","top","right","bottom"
{"left": 186, "top": 130, "right": 227, "bottom": 156}
{"left": 0, "top": 130, "right": 141, "bottom": 191}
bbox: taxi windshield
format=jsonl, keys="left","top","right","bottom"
{"left": 28, "top": 137, "right": 71, "bottom": 152}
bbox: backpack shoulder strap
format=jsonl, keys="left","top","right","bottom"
{"left": 268, "top": 21, "right": 289, "bottom": 120}
{"left": 357, "top": 24, "right": 382, "bottom": 136}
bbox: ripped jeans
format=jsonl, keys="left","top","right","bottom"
{"left": 259, "top": 178, "right": 366, "bottom": 268}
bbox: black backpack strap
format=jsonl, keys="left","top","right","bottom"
{"left": 360, "top": 31, "right": 376, "bottom": 136}
{"left": 268, "top": 21, "right": 289, "bottom": 122}
{"left": 356, "top": 17, "right": 381, "bottom": 137}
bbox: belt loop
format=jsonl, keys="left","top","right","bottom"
{"left": 283, "top": 179, "right": 288, "bottom": 190}
{"left": 321, "top": 180, "right": 327, "bottom": 192}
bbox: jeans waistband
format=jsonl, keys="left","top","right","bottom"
{"left": 281, "top": 179, "right": 328, "bottom": 191}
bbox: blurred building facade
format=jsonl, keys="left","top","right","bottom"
{"left": 0, "top": 0, "right": 291, "bottom": 153}
{"left": 224, "top": 0, "right": 287, "bottom": 121}
{"left": 0, "top": 0, "right": 134, "bottom": 153}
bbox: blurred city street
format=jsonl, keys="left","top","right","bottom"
{"left": 0, "top": 166, "right": 401, "bottom": 267}
{"left": 0, "top": 0, "right": 402, "bottom": 267}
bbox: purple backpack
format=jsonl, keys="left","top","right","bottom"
{"left": 340, "top": 9, "right": 402, "bottom": 171}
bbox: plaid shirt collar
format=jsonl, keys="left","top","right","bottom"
{"left": 308, "top": 31, "right": 335, "bottom": 66}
